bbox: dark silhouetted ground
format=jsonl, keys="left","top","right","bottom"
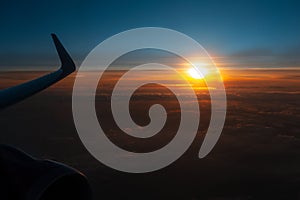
{"left": 0, "top": 69, "right": 299, "bottom": 200}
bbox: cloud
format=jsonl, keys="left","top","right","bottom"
{"left": 216, "top": 46, "right": 300, "bottom": 68}
{"left": 230, "top": 48, "right": 274, "bottom": 57}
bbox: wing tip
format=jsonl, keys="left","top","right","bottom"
{"left": 51, "top": 33, "right": 76, "bottom": 76}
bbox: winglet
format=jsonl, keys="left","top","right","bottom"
{"left": 51, "top": 33, "right": 76, "bottom": 76}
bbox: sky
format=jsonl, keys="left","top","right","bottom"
{"left": 0, "top": 0, "right": 300, "bottom": 69}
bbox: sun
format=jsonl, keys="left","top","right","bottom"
{"left": 188, "top": 67, "right": 205, "bottom": 79}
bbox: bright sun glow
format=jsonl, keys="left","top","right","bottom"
{"left": 188, "top": 67, "right": 205, "bottom": 79}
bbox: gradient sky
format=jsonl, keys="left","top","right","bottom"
{"left": 0, "top": 0, "right": 300, "bottom": 69}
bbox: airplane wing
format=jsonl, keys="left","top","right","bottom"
{"left": 0, "top": 34, "right": 76, "bottom": 109}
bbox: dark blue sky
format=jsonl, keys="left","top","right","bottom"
{"left": 0, "top": 0, "right": 300, "bottom": 69}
